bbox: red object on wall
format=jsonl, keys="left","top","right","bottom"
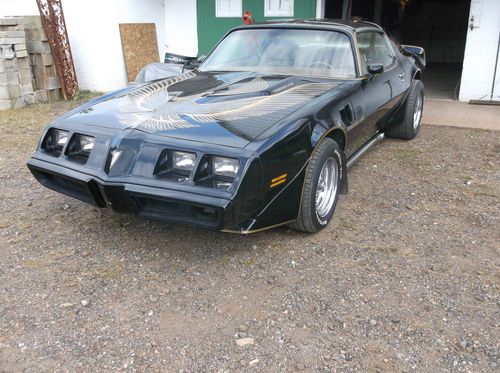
{"left": 243, "top": 10, "right": 255, "bottom": 25}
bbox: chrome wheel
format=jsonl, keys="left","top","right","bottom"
{"left": 413, "top": 93, "right": 423, "bottom": 129}
{"left": 315, "top": 157, "right": 338, "bottom": 219}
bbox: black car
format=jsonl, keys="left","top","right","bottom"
{"left": 27, "top": 19, "right": 425, "bottom": 234}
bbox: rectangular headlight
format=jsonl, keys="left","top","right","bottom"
{"left": 65, "top": 134, "right": 95, "bottom": 163}
{"left": 79, "top": 135, "right": 95, "bottom": 152}
{"left": 55, "top": 130, "right": 69, "bottom": 147}
{"left": 172, "top": 151, "right": 196, "bottom": 171}
{"left": 213, "top": 156, "right": 239, "bottom": 177}
{"left": 43, "top": 128, "right": 69, "bottom": 155}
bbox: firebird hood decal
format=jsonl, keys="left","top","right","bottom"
{"left": 67, "top": 71, "right": 341, "bottom": 147}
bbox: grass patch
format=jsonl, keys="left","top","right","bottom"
{"left": 0, "top": 92, "right": 103, "bottom": 151}
{"left": 392, "top": 146, "right": 421, "bottom": 161}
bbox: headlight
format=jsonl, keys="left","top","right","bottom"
{"left": 55, "top": 131, "right": 69, "bottom": 146}
{"left": 213, "top": 156, "right": 239, "bottom": 177}
{"left": 65, "top": 134, "right": 95, "bottom": 163}
{"left": 172, "top": 151, "right": 196, "bottom": 171}
{"left": 43, "top": 128, "right": 69, "bottom": 155}
{"left": 79, "top": 135, "right": 95, "bottom": 152}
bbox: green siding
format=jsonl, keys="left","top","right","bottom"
{"left": 197, "top": 0, "right": 317, "bottom": 55}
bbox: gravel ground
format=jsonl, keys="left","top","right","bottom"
{"left": 0, "top": 98, "right": 499, "bottom": 372}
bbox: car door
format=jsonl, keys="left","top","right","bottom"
{"left": 353, "top": 30, "right": 406, "bottom": 148}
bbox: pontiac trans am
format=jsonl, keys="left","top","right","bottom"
{"left": 27, "top": 20, "right": 425, "bottom": 234}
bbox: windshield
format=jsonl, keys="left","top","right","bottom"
{"left": 200, "top": 28, "right": 357, "bottom": 79}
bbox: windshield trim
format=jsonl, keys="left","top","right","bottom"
{"left": 199, "top": 26, "right": 361, "bottom": 79}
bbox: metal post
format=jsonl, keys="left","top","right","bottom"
{"left": 36, "top": 0, "right": 78, "bottom": 100}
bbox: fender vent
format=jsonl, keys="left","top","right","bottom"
{"left": 340, "top": 103, "right": 355, "bottom": 126}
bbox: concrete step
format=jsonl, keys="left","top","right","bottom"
{"left": 423, "top": 99, "right": 500, "bottom": 131}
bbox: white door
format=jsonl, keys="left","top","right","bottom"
{"left": 459, "top": 0, "right": 500, "bottom": 102}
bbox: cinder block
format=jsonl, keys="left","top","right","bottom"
{"left": 0, "top": 18, "right": 19, "bottom": 26}
{"left": 21, "top": 81, "right": 34, "bottom": 93}
{"left": 31, "top": 64, "right": 54, "bottom": 77}
{"left": 43, "top": 53, "right": 54, "bottom": 66}
{"left": 0, "top": 71, "right": 20, "bottom": 85}
{"left": 15, "top": 56, "right": 29, "bottom": 70}
{"left": 0, "top": 59, "right": 16, "bottom": 73}
{"left": 34, "top": 77, "right": 43, "bottom": 89}
{"left": 0, "top": 37, "right": 25, "bottom": 44}
{"left": 17, "top": 68, "right": 32, "bottom": 81}
{"left": 34, "top": 53, "right": 53, "bottom": 66}
{"left": 47, "top": 88, "right": 60, "bottom": 102}
{"left": 12, "top": 24, "right": 26, "bottom": 32}
{"left": 34, "top": 89, "right": 48, "bottom": 103}
{"left": 19, "top": 16, "right": 43, "bottom": 29}
{"left": 27, "top": 40, "right": 51, "bottom": 54}
{"left": 25, "top": 28, "right": 48, "bottom": 42}
{"left": 35, "top": 76, "right": 60, "bottom": 90}
{"left": 31, "top": 65, "right": 43, "bottom": 77}
{"left": 14, "top": 43, "right": 27, "bottom": 51}
{"left": 0, "top": 84, "right": 21, "bottom": 99}
{"left": 45, "top": 77, "right": 60, "bottom": 90}
{"left": 0, "top": 30, "right": 26, "bottom": 38}
{"left": 15, "top": 50, "right": 28, "bottom": 58}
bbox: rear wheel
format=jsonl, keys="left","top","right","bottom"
{"left": 288, "top": 138, "right": 343, "bottom": 233}
{"left": 386, "top": 80, "right": 424, "bottom": 140}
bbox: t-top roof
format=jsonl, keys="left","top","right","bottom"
{"left": 233, "top": 18, "right": 383, "bottom": 34}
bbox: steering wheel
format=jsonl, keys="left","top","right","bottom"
{"left": 307, "top": 61, "right": 334, "bottom": 70}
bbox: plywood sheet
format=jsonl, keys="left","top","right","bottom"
{"left": 119, "top": 23, "right": 159, "bottom": 82}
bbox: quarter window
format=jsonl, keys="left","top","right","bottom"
{"left": 356, "top": 32, "right": 395, "bottom": 74}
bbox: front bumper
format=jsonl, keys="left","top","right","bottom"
{"left": 27, "top": 157, "right": 234, "bottom": 230}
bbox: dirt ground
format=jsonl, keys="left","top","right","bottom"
{"left": 0, "top": 97, "right": 498, "bottom": 372}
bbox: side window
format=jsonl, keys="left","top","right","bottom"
{"left": 356, "top": 32, "right": 395, "bottom": 74}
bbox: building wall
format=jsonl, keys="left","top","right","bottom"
{"left": 164, "top": 0, "right": 198, "bottom": 57}
{"left": 460, "top": 0, "right": 500, "bottom": 101}
{"left": 0, "top": 0, "right": 166, "bottom": 92}
{"left": 196, "top": 0, "right": 317, "bottom": 56}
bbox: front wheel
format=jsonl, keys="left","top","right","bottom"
{"left": 288, "top": 138, "right": 343, "bottom": 233}
{"left": 386, "top": 80, "right": 424, "bottom": 140}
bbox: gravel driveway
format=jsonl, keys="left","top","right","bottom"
{"left": 0, "top": 98, "right": 499, "bottom": 372}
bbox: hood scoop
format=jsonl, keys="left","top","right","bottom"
{"left": 195, "top": 76, "right": 304, "bottom": 104}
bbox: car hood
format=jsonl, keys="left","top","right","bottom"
{"left": 65, "top": 71, "right": 342, "bottom": 148}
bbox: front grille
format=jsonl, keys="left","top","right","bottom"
{"left": 132, "top": 195, "right": 221, "bottom": 229}
{"left": 32, "top": 169, "right": 96, "bottom": 206}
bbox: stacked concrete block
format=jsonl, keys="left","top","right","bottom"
{"left": 0, "top": 18, "right": 35, "bottom": 110}
{"left": 21, "top": 16, "right": 61, "bottom": 102}
{"left": 0, "top": 16, "right": 62, "bottom": 111}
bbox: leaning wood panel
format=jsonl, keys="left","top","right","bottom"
{"left": 119, "top": 23, "right": 159, "bottom": 82}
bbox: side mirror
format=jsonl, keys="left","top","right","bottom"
{"left": 400, "top": 45, "right": 426, "bottom": 69}
{"left": 183, "top": 55, "right": 206, "bottom": 71}
{"left": 367, "top": 64, "right": 384, "bottom": 76}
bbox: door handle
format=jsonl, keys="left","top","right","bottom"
{"left": 398, "top": 72, "right": 405, "bottom": 81}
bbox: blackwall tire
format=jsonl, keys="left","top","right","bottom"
{"left": 386, "top": 80, "right": 424, "bottom": 140}
{"left": 288, "top": 138, "right": 343, "bottom": 233}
